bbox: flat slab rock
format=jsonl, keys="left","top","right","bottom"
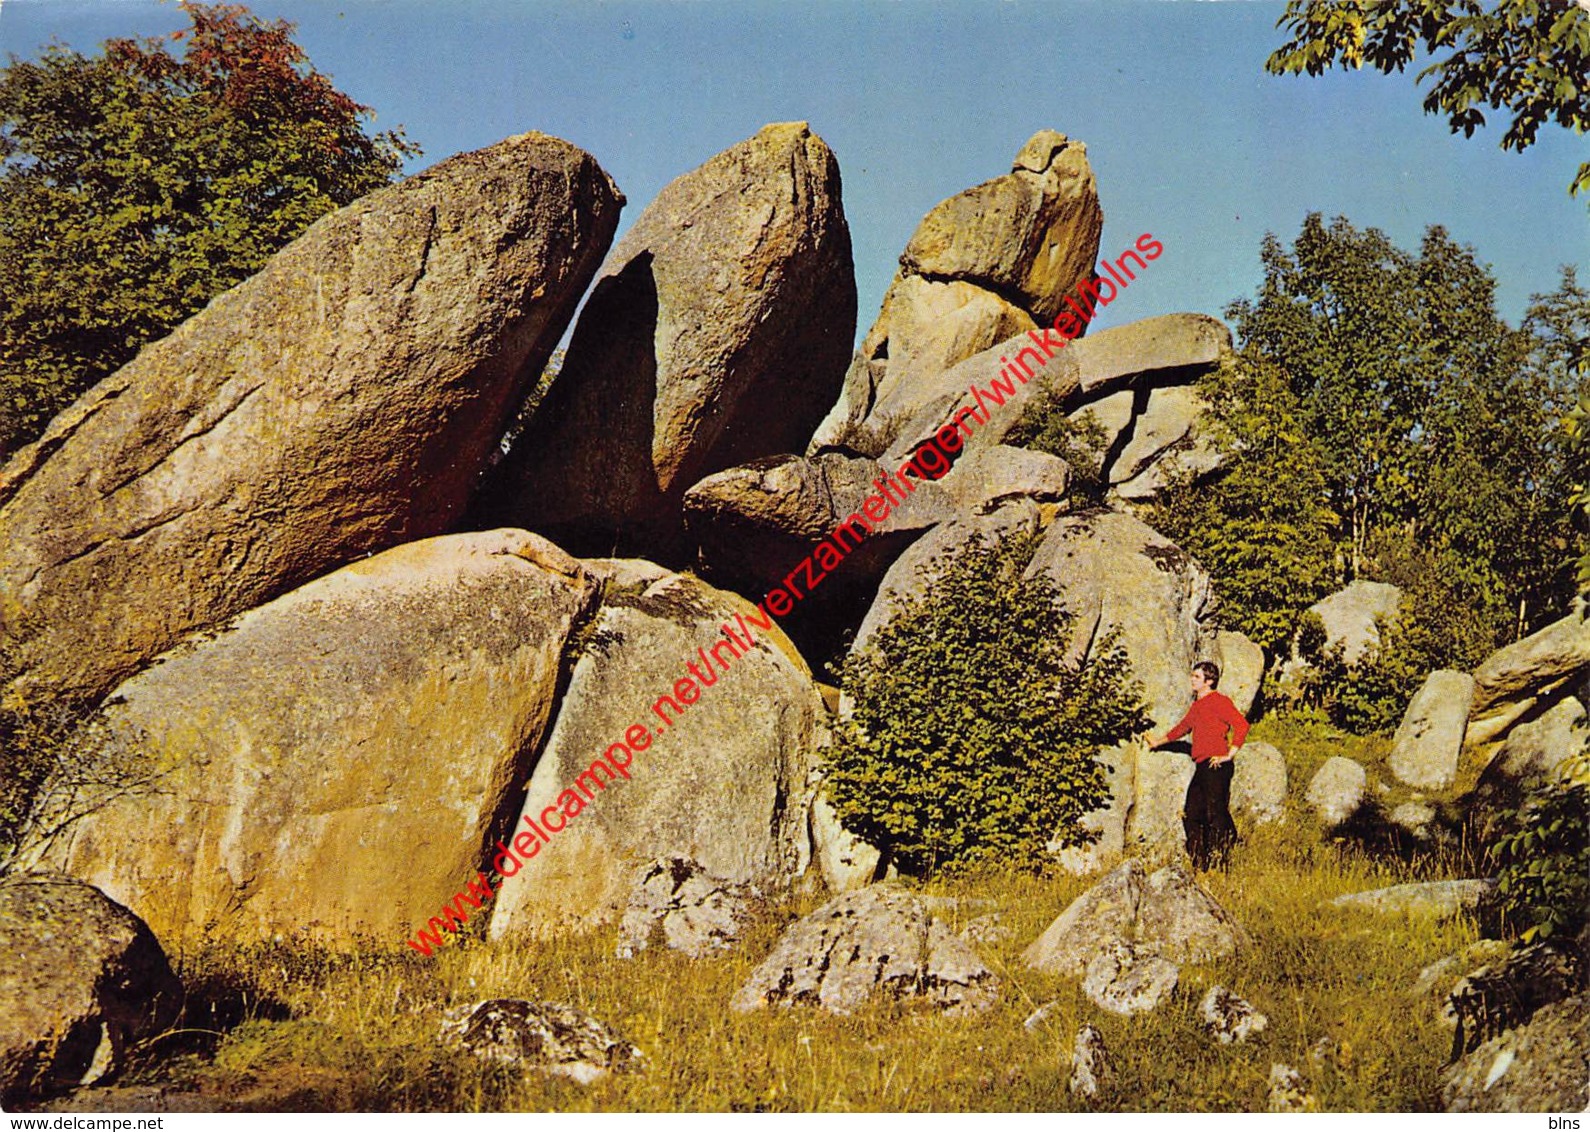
{"left": 439, "top": 999, "right": 642, "bottom": 1086}
{"left": 1328, "top": 878, "right": 1496, "bottom": 918}
{"left": 731, "top": 883, "right": 998, "bottom": 1015}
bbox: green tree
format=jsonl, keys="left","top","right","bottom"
{"left": 1266, "top": 0, "right": 1590, "bottom": 200}
{"left": 1150, "top": 355, "right": 1339, "bottom": 654}
{"left": 0, "top": 1, "right": 417, "bottom": 458}
{"left": 823, "top": 531, "right": 1150, "bottom": 877}
{"left": 1522, "top": 266, "right": 1590, "bottom": 597}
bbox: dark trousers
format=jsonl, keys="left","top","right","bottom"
{"left": 1184, "top": 759, "right": 1237, "bottom": 870}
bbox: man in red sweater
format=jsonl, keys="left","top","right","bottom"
{"left": 1145, "top": 660, "right": 1249, "bottom": 871}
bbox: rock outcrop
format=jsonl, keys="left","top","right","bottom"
{"left": 20, "top": 531, "right": 598, "bottom": 949}
{"left": 0, "top": 133, "right": 622, "bottom": 710}
{"left": 1389, "top": 670, "right": 1475, "bottom": 791}
{"left": 1024, "top": 510, "right": 1213, "bottom": 729}
{"left": 489, "top": 566, "right": 821, "bottom": 940}
{"left": 482, "top": 122, "right": 855, "bottom": 558}
{"left": 439, "top": 1000, "right": 643, "bottom": 1085}
{"left": 732, "top": 884, "right": 998, "bottom": 1015}
{"left": 1081, "top": 941, "right": 1179, "bottom": 1016}
{"left": 1442, "top": 994, "right": 1590, "bottom": 1112}
{"left": 810, "top": 130, "right": 1101, "bottom": 457}
{"left": 0, "top": 874, "right": 182, "bottom": 1106}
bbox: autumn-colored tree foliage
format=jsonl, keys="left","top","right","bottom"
{"left": 0, "top": 2, "right": 418, "bottom": 457}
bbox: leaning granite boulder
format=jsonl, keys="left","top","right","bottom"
{"left": 1466, "top": 603, "right": 1590, "bottom": 746}
{"left": 1469, "top": 694, "right": 1590, "bottom": 836}
{"left": 614, "top": 858, "right": 758, "bottom": 960}
{"left": 811, "top": 130, "right": 1100, "bottom": 457}
{"left": 1328, "top": 879, "right": 1495, "bottom": 919}
{"left": 1081, "top": 941, "right": 1179, "bottom": 1016}
{"left": 0, "top": 874, "right": 182, "bottom": 1106}
{"left": 0, "top": 133, "right": 622, "bottom": 711}
{"left": 19, "top": 531, "right": 598, "bottom": 949}
{"left": 1024, "top": 510, "right": 1213, "bottom": 729}
{"left": 731, "top": 884, "right": 998, "bottom": 1015}
{"left": 489, "top": 566, "right": 822, "bottom": 941}
{"left": 1442, "top": 994, "right": 1590, "bottom": 1112}
{"left": 483, "top": 122, "right": 855, "bottom": 558}
{"left": 439, "top": 1000, "right": 643, "bottom": 1086}
{"left": 1306, "top": 756, "right": 1367, "bottom": 828}
{"left": 1389, "top": 670, "right": 1475, "bottom": 791}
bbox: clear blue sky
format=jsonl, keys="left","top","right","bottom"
{"left": 4, "top": 0, "right": 1586, "bottom": 335}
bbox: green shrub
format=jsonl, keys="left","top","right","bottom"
{"left": 1006, "top": 404, "right": 1112, "bottom": 503}
{"left": 823, "top": 530, "right": 1151, "bottom": 877}
{"left": 1487, "top": 747, "right": 1590, "bottom": 943}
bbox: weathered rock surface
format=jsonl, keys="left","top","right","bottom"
{"left": 439, "top": 1000, "right": 642, "bottom": 1085}
{"left": 1306, "top": 756, "right": 1366, "bottom": 827}
{"left": 732, "top": 884, "right": 998, "bottom": 1015}
{"left": 1470, "top": 694, "right": 1590, "bottom": 831}
{"left": 1023, "top": 858, "right": 1244, "bottom": 976}
{"left": 483, "top": 122, "right": 854, "bottom": 557}
{"left": 1068, "top": 1023, "right": 1111, "bottom": 1098}
{"left": 1415, "top": 940, "right": 1513, "bottom": 1001}
{"left": 1445, "top": 939, "right": 1584, "bottom": 1059}
{"left": 1025, "top": 510, "right": 1213, "bottom": 729}
{"left": 1054, "top": 742, "right": 1134, "bottom": 875}
{"left": 490, "top": 567, "right": 821, "bottom": 940}
{"left": 1442, "top": 994, "right": 1590, "bottom": 1112}
{"left": 1300, "top": 581, "right": 1403, "bottom": 666}
{"left": 614, "top": 857, "right": 758, "bottom": 959}
{"left": 1268, "top": 1063, "right": 1316, "bottom": 1113}
{"left": 1125, "top": 747, "right": 1196, "bottom": 856}
{"left": 1231, "top": 741, "right": 1287, "bottom": 824}
{"left": 811, "top": 131, "right": 1100, "bottom": 456}
{"left": 0, "top": 874, "right": 182, "bottom": 1106}
{"left": 1205, "top": 630, "right": 1264, "bottom": 717}
{"left": 1328, "top": 879, "right": 1495, "bottom": 918}
{"left": 809, "top": 787, "right": 882, "bottom": 894}
{"left": 1390, "top": 800, "right": 1439, "bottom": 840}
{"left": 1108, "top": 384, "right": 1224, "bottom": 501}
{"left": 1467, "top": 603, "right": 1590, "bottom": 746}
{"left": 1200, "top": 986, "right": 1268, "bottom": 1044}
{"left": 20, "top": 530, "right": 598, "bottom": 949}
{"left": 0, "top": 133, "right": 622, "bottom": 711}
{"left": 1390, "top": 670, "right": 1475, "bottom": 791}
{"left": 1081, "top": 941, "right": 1179, "bottom": 1015}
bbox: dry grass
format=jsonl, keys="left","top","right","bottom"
{"left": 118, "top": 716, "right": 1484, "bottom": 1112}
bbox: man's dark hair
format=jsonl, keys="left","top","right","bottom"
{"left": 1193, "top": 660, "right": 1221, "bottom": 688}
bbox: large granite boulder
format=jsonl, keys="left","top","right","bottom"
{"left": 19, "top": 531, "right": 598, "bottom": 949}
{"left": 0, "top": 133, "right": 622, "bottom": 711}
{"left": 869, "top": 313, "right": 1231, "bottom": 471}
{"left": 1466, "top": 604, "right": 1590, "bottom": 746}
{"left": 481, "top": 122, "right": 854, "bottom": 558}
{"left": 811, "top": 130, "right": 1100, "bottom": 457}
{"left": 1124, "top": 747, "right": 1196, "bottom": 857}
{"left": 731, "top": 883, "right": 998, "bottom": 1015}
{"left": 1306, "top": 756, "right": 1366, "bottom": 827}
{"left": 1024, "top": 510, "right": 1213, "bottom": 729}
{"left": 1230, "top": 742, "right": 1288, "bottom": 824}
{"left": 1442, "top": 994, "right": 1590, "bottom": 1112}
{"left": 1023, "top": 858, "right": 1243, "bottom": 977}
{"left": 613, "top": 857, "right": 758, "bottom": 960}
{"left": 1205, "top": 630, "right": 1264, "bottom": 717}
{"left": 1107, "top": 384, "right": 1224, "bottom": 501}
{"left": 488, "top": 565, "right": 822, "bottom": 940}
{"left": 1054, "top": 742, "right": 1134, "bottom": 875}
{"left": 1298, "top": 581, "right": 1403, "bottom": 666}
{"left": 1470, "top": 694, "right": 1589, "bottom": 833}
{"left": 1390, "top": 670, "right": 1476, "bottom": 790}
{"left": 0, "top": 874, "right": 182, "bottom": 1106}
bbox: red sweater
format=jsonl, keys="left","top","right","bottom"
{"left": 1165, "top": 691, "right": 1249, "bottom": 763}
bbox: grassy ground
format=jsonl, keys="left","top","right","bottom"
{"left": 101, "top": 715, "right": 1484, "bottom": 1112}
